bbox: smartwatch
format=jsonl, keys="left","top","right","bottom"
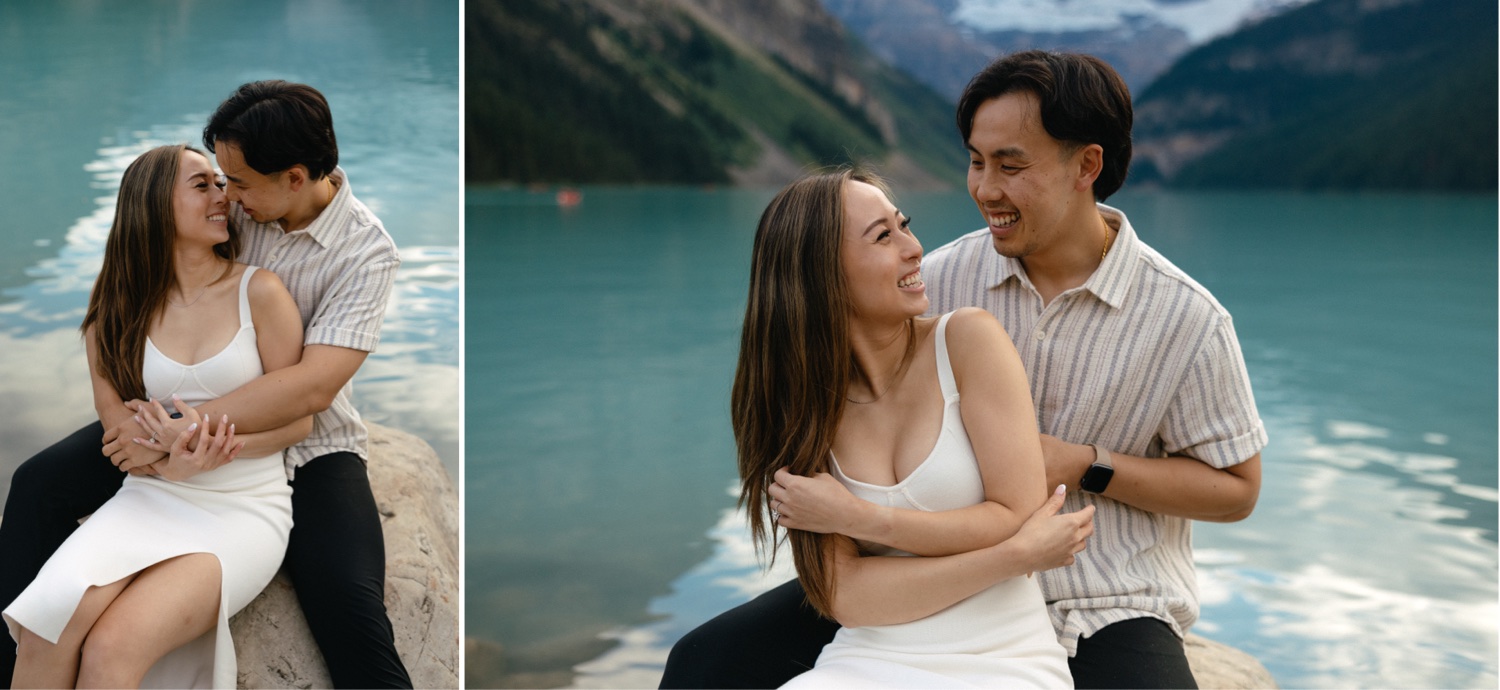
{"left": 1079, "top": 444, "right": 1114, "bottom": 494}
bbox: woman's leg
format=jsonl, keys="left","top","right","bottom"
{"left": 75, "top": 554, "right": 221, "bottom": 689}
{"left": 11, "top": 575, "right": 135, "bottom": 689}
{"left": 1, "top": 423, "right": 128, "bottom": 685}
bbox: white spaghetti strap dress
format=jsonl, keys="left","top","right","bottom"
{"left": 782, "top": 312, "right": 1073, "bottom": 689}
{"left": 3, "top": 266, "right": 294, "bottom": 688}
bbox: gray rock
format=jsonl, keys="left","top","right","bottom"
{"left": 232, "top": 423, "right": 458, "bottom": 689}
{"left": 1186, "top": 633, "right": 1279, "bottom": 689}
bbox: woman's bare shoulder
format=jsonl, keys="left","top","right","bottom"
{"left": 244, "top": 264, "right": 289, "bottom": 298}
{"left": 944, "top": 307, "right": 1009, "bottom": 343}
{"left": 943, "top": 307, "right": 1018, "bottom": 378}
{"left": 243, "top": 264, "right": 296, "bottom": 317}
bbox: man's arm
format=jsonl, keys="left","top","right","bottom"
{"left": 1043, "top": 312, "right": 1265, "bottom": 522}
{"left": 130, "top": 269, "right": 318, "bottom": 465}
{"left": 193, "top": 250, "right": 397, "bottom": 430}
{"left": 193, "top": 343, "right": 367, "bottom": 430}
{"left": 107, "top": 245, "right": 395, "bottom": 468}
{"left": 110, "top": 343, "right": 365, "bottom": 469}
{"left": 1042, "top": 437, "right": 1260, "bottom": 522}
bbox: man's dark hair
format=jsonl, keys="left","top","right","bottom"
{"left": 957, "top": 50, "right": 1133, "bottom": 201}
{"left": 203, "top": 80, "right": 339, "bottom": 180}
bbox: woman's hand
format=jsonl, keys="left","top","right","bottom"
{"left": 768, "top": 467, "right": 870, "bottom": 535}
{"left": 137, "top": 415, "right": 244, "bottom": 482}
{"left": 1006, "top": 485, "right": 1095, "bottom": 576}
{"left": 131, "top": 395, "right": 200, "bottom": 452}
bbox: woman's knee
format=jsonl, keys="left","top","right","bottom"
{"left": 79, "top": 555, "right": 222, "bottom": 679}
{"left": 77, "top": 620, "right": 139, "bottom": 681}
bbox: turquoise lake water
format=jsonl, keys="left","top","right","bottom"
{"left": 0, "top": 0, "right": 460, "bottom": 489}
{"left": 467, "top": 186, "right": 1498, "bottom": 688}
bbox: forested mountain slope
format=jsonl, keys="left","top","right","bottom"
{"left": 467, "top": 0, "right": 964, "bottom": 189}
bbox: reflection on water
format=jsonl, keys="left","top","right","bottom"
{"left": 572, "top": 498, "right": 795, "bottom": 689}
{"left": 468, "top": 187, "right": 1495, "bottom": 689}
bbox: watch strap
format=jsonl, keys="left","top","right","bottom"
{"left": 1090, "top": 443, "right": 1112, "bottom": 469}
{"left": 1080, "top": 444, "right": 1115, "bottom": 494}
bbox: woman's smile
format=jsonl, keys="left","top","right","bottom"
{"left": 898, "top": 268, "right": 924, "bottom": 290}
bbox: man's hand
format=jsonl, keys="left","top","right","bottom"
{"left": 768, "top": 467, "right": 868, "bottom": 535}
{"left": 1039, "top": 434, "right": 1094, "bottom": 495}
{"left": 101, "top": 402, "right": 166, "bottom": 472}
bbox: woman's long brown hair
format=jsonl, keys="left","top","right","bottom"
{"left": 732, "top": 167, "right": 904, "bottom": 619}
{"left": 81, "top": 144, "right": 238, "bottom": 401}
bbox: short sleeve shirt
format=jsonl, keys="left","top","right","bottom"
{"left": 922, "top": 203, "right": 1267, "bottom": 654}
{"left": 233, "top": 167, "right": 400, "bottom": 476}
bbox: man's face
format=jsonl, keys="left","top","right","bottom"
{"left": 215, "top": 140, "right": 293, "bottom": 225}
{"left": 965, "top": 91, "right": 1089, "bottom": 260}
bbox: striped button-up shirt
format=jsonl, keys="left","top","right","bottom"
{"left": 233, "top": 167, "right": 400, "bottom": 477}
{"left": 922, "top": 203, "right": 1266, "bottom": 655}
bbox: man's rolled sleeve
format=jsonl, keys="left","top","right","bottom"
{"left": 304, "top": 257, "right": 399, "bottom": 353}
{"left": 1161, "top": 314, "right": 1268, "bottom": 469}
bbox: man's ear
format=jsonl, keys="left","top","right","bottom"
{"left": 1074, "top": 144, "right": 1104, "bottom": 193}
{"left": 286, "top": 164, "right": 310, "bottom": 192}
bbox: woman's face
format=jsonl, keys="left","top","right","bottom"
{"left": 839, "top": 179, "right": 927, "bottom": 322}
{"left": 172, "top": 149, "right": 230, "bottom": 248}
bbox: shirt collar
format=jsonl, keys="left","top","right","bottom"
{"left": 983, "top": 202, "right": 1139, "bottom": 310}
{"left": 297, "top": 167, "right": 350, "bottom": 248}
{"left": 1084, "top": 203, "right": 1138, "bottom": 310}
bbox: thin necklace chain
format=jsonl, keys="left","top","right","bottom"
{"left": 168, "top": 283, "right": 211, "bottom": 308}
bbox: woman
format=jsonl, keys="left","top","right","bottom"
{"left": 3, "top": 144, "right": 310, "bottom": 688}
{"left": 735, "top": 168, "right": 1094, "bottom": 688}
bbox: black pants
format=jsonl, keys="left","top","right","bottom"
{"left": 0, "top": 422, "right": 412, "bottom": 689}
{"left": 659, "top": 578, "right": 1198, "bottom": 690}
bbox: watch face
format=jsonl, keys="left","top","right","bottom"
{"left": 1080, "top": 464, "right": 1114, "bottom": 493}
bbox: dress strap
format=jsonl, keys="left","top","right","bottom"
{"left": 933, "top": 312, "right": 958, "bottom": 400}
{"left": 237, "top": 266, "right": 257, "bottom": 329}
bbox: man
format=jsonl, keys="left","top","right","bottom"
{"left": 0, "top": 80, "right": 412, "bottom": 688}
{"left": 660, "top": 51, "right": 1265, "bottom": 689}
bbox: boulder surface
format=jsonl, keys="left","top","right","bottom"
{"left": 1186, "top": 633, "right": 1279, "bottom": 689}
{"left": 232, "top": 423, "right": 458, "bottom": 689}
